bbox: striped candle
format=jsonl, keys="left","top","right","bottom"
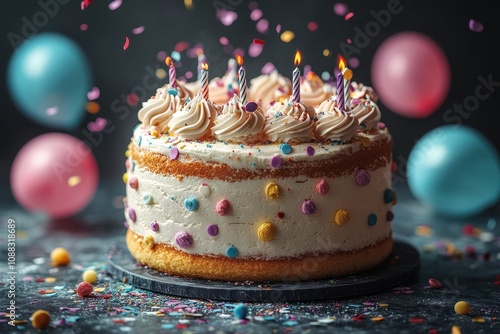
{"left": 292, "top": 50, "right": 302, "bottom": 102}
{"left": 343, "top": 67, "right": 353, "bottom": 110}
{"left": 236, "top": 55, "right": 247, "bottom": 104}
{"left": 336, "top": 70, "right": 344, "bottom": 111}
{"left": 165, "top": 56, "right": 177, "bottom": 89}
{"left": 200, "top": 62, "right": 209, "bottom": 100}
{"left": 197, "top": 50, "right": 206, "bottom": 81}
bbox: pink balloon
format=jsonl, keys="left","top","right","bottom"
{"left": 11, "top": 133, "right": 99, "bottom": 219}
{"left": 371, "top": 31, "right": 451, "bottom": 118}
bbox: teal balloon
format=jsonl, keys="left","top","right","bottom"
{"left": 407, "top": 125, "right": 500, "bottom": 217}
{"left": 7, "top": 33, "right": 91, "bottom": 130}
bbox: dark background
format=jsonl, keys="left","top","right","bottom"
{"left": 1, "top": 0, "right": 499, "bottom": 206}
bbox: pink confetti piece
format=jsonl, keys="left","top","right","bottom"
{"left": 174, "top": 41, "right": 190, "bottom": 53}
{"left": 219, "top": 36, "right": 230, "bottom": 45}
{"left": 217, "top": 10, "right": 238, "bottom": 26}
{"left": 108, "top": 0, "right": 122, "bottom": 11}
{"left": 87, "top": 86, "right": 100, "bottom": 100}
{"left": 345, "top": 12, "right": 354, "bottom": 21}
{"left": 275, "top": 24, "right": 281, "bottom": 34}
{"left": 156, "top": 50, "right": 167, "bottom": 62}
{"left": 333, "top": 3, "right": 349, "bottom": 16}
{"left": 307, "top": 21, "right": 318, "bottom": 32}
{"left": 250, "top": 9, "right": 263, "bottom": 21}
{"left": 81, "top": 0, "right": 94, "bottom": 10}
{"left": 123, "top": 36, "right": 130, "bottom": 50}
{"left": 132, "top": 26, "right": 145, "bottom": 35}
{"left": 256, "top": 19, "right": 269, "bottom": 34}
{"left": 127, "top": 93, "right": 139, "bottom": 106}
{"left": 469, "top": 19, "right": 484, "bottom": 32}
{"left": 261, "top": 62, "right": 276, "bottom": 74}
{"left": 80, "top": 23, "right": 88, "bottom": 31}
{"left": 248, "top": 43, "right": 263, "bottom": 57}
{"left": 87, "top": 117, "right": 108, "bottom": 132}
{"left": 349, "top": 57, "right": 360, "bottom": 68}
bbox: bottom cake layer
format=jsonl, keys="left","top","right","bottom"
{"left": 126, "top": 229, "right": 393, "bottom": 282}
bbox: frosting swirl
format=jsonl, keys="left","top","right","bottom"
{"left": 248, "top": 70, "right": 291, "bottom": 111}
{"left": 212, "top": 95, "right": 265, "bottom": 144}
{"left": 208, "top": 77, "right": 238, "bottom": 105}
{"left": 350, "top": 81, "right": 379, "bottom": 102}
{"left": 264, "top": 98, "right": 316, "bottom": 143}
{"left": 138, "top": 83, "right": 193, "bottom": 133}
{"left": 315, "top": 97, "right": 359, "bottom": 143}
{"left": 349, "top": 99, "right": 381, "bottom": 130}
{"left": 300, "top": 72, "right": 336, "bottom": 108}
{"left": 167, "top": 93, "right": 220, "bottom": 140}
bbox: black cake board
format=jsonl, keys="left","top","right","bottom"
{"left": 106, "top": 238, "right": 420, "bottom": 302}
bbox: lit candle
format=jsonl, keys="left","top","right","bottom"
{"left": 342, "top": 60, "right": 353, "bottom": 110}
{"left": 200, "top": 62, "right": 209, "bottom": 100}
{"left": 165, "top": 56, "right": 177, "bottom": 89}
{"left": 197, "top": 49, "right": 206, "bottom": 81}
{"left": 236, "top": 54, "right": 247, "bottom": 104}
{"left": 292, "top": 50, "right": 302, "bottom": 102}
{"left": 336, "top": 55, "right": 346, "bottom": 111}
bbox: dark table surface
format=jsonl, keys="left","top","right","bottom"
{"left": 1, "top": 182, "right": 499, "bottom": 334}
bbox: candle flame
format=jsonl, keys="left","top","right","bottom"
{"left": 201, "top": 62, "right": 209, "bottom": 71}
{"left": 165, "top": 56, "right": 173, "bottom": 67}
{"left": 337, "top": 55, "right": 347, "bottom": 71}
{"left": 236, "top": 54, "right": 243, "bottom": 66}
{"left": 294, "top": 50, "right": 302, "bottom": 66}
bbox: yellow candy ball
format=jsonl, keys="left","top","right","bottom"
{"left": 265, "top": 182, "right": 280, "bottom": 199}
{"left": 31, "top": 310, "right": 51, "bottom": 329}
{"left": 258, "top": 222, "right": 277, "bottom": 242}
{"left": 82, "top": 269, "right": 98, "bottom": 284}
{"left": 333, "top": 208, "right": 350, "bottom": 226}
{"left": 122, "top": 172, "right": 129, "bottom": 184}
{"left": 50, "top": 247, "right": 71, "bottom": 266}
{"left": 454, "top": 301, "right": 471, "bottom": 315}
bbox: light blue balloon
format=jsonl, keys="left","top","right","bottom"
{"left": 407, "top": 125, "right": 500, "bottom": 218}
{"left": 7, "top": 32, "right": 91, "bottom": 130}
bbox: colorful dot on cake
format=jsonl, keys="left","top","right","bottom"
{"left": 142, "top": 193, "right": 152, "bottom": 205}
{"left": 207, "top": 224, "right": 219, "bottom": 236}
{"left": 270, "top": 155, "right": 282, "bottom": 168}
{"left": 315, "top": 179, "right": 329, "bottom": 194}
{"left": 170, "top": 147, "right": 179, "bottom": 160}
{"left": 306, "top": 145, "right": 315, "bottom": 156}
{"left": 150, "top": 220, "right": 160, "bottom": 232}
{"left": 280, "top": 143, "right": 292, "bottom": 154}
{"left": 367, "top": 213, "right": 377, "bottom": 226}
{"left": 167, "top": 88, "right": 178, "bottom": 96}
{"left": 122, "top": 172, "right": 128, "bottom": 184}
{"left": 128, "top": 176, "right": 138, "bottom": 189}
{"left": 215, "top": 199, "right": 231, "bottom": 215}
{"left": 245, "top": 101, "right": 258, "bottom": 112}
{"left": 333, "top": 208, "right": 350, "bottom": 226}
{"left": 144, "top": 234, "right": 155, "bottom": 249}
{"left": 355, "top": 169, "right": 370, "bottom": 186}
{"left": 258, "top": 221, "right": 277, "bottom": 241}
{"left": 175, "top": 231, "right": 193, "bottom": 248}
{"left": 384, "top": 189, "right": 395, "bottom": 203}
{"left": 386, "top": 210, "right": 394, "bottom": 222}
{"left": 265, "top": 182, "right": 280, "bottom": 199}
{"left": 184, "top": 197, "right": 199, "bottom": 211}
{"left": 127, "top": 208, "right": 137, "bottom": 222}
{"left": 226, "top": 245, "right": 239, "bottom": 258}
{"left": 277, "top": 211, "right": 285, "bottom": 218}
{"left": 199, "top": 183, "right": 211, "bottom": 197}
{"left": 301, "top": 200, "right": 316, "bottom": 215}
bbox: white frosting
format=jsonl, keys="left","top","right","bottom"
{"left": 349, "top": 99, "right": 381, "bottom": 130}
{"left": 247, "top": 70, "right": 291, "bottom": 111}
{"left": 315, "top": 97, "right": 359, "bottom": 143}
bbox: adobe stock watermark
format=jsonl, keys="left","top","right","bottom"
{"left": 7, "top": 0, "right": 73, "bottom": 49}
{"left": 392, "top": 73, "right": 499, "bottom": 187}
{"left": 6, "top": 219, "right": 18, "bottom": 326}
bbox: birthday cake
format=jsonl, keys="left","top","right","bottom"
{"left": 123, "top": 57, "right": 395, "bottom": 282}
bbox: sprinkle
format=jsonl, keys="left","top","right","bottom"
{"left": 207, "top": 224, "right": 219, "bottom": 236}
{"left": 82, "top": 269, "right": 97, "bottom": 284}
{"left": 472, "top": 316, "right": 486, "bottom": 323}
{"left": 217, "top": 9, "right": 238, "bottom": 26}
{"left": 215, "top": 199, "right": 231, "bottom": 215}
{"left": 256, "top": 19, "right": 269, "bottom": 34}
{"left": 128, "top": 176, "right": 138, "bottom": 189}
{"left": 199, "top": 184, "right": 211, "bottom": 197}
{"left": 233, "top": 303, "right": 248, "bottom": 319}
{"left": 31, "top": 310, "right": 51, "bottom": 329}
{"left": 245, "top": 101, "right": 258, "bottom": 112}
{"left": 280, "top": 143, "right": 292, "bottom": 154}
{"left": 451, "top": 325, "right": 461, "bottom": 334}
{"left": 175, "top": 231, "right": 193, "bottom": 248}
{"left": 265, "top": 182, "right": 280, "bottom": 199}
{"left": 428, "top": 278, "right": 442, "bottom": 289}
{"left": 144, "top": 234, "right": 155, "bottom": 248}
{"left": 167, "top": 88, "right": 178, "bottom": 96}
{"left": 270, "top": 155, "right": 282, "bottom": 168}
{"left": 334, "top": 208, "right": 350, "bottom": 225}
{"left": 301, "top": 200, "right": 316, "bottom": 215}
{"left": 150, "top": 221, "right": 160, "bottom": 232}
{"left": 77, "top": 282, "right": 93, "bottom": 297}
{"left": 170, "top": 147, "right": 179, "bottom": 160}
{"left": 142, "top": 193, "right": 152, "bottom": 205}
{"left": 123, "top": 36, "right": 130, "bottom": 50}
{"left": 454, "top": 301, "right": 471, "bottom": 315}
{"left": 184, "top": 197, "right": 199, "bottom": 211}
{"left": 80, "top": 23, "right": 88, "bottom": 31}
{"left": 226, "top": 246, "right": 239, "bottom": 258}
{"left": 469, "top": 19, "right": 484, "bottom": 32}
{"left": 355, "top": 169, "right": 370, "bottom": 186}
{"left": 316, "top": 179, "right": 329, "bottom": 195}
{"left": 367, "top": 213, "right": 377, "bottom": 226}
{"left": 386, "top": 211, "right": 394, "bottom": 222}
{"left": 371, "top": 316, "right": 384, "bottom": 322}
{"left": 277, "top": 211, "right": 285, "bottom": 218}
{"left": 383, "top": 189, "right": 395, "bottom": 203}
{"left": 258, "top": 221, "right": 276, "bottom": 241}
{"left": 127, "top": 208, "right": 137, "bottom": 222}
{"left": 86, "top": 102, "right": 101, "bottom": 115}
{"left": 50, "top": 247, "right": 71, "bottom": 266}
{"left": 359, "top": 136, "right": 371, "bottom": 147}
{"left": 306, "top": 146, "right": 315, "bottom": 156}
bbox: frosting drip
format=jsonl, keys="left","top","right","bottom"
{"left": 212, "top": 95, "right": 265, "bottom": 144}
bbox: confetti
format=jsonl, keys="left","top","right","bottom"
{"left": 81, "top": 0, "right": 94, "bottom": 10}
{"left": 123, "top": 36, "right": 130, "bottom": 50}
{"left": 333, "top": 3, "right": 349, "bottom": 16}
{"left": 127, "top": 93, "right": 139, "bottom": 106}
{"left": 345, "top": 12, "right": 355, "bottom": 21}
{"left": 253, "top": 38, "right": 265, "bottom": 45}
{"left": 80, "top": 23, "right": 88, "bottom": 31}
{"left": 469, "top": 19, "right": 484, "bottom": 32}
{"left": 276, "top": 24, "right": 281, "bottom": 33}
{"left": 250, "top": 9, "right": 263, "bottom": 21}
{"left": 86, "top": 101, "right": 100, "bottom": 114}
{"left": 217, "top": 10, "right": 238, "bottom": 26}
{"left": 248, "top": 43, "right": 264, "bottom": 57}
{"left": 109, "top": 0, "right": 122, "bottom": 11}
{"left": 87, "top": 117, "right": 107, "bottom": 132}
{"left": 219, "top": 37, "right": 230, "bottom": 45}
{"left": 261, "top": 62, "right": 276, "bottom": 74}
{"left": 280, "top": 30, "right": 295, "bottom": 43}
{"left": 307, "top": 21, "right": 319, "bottom": 31}
{"left": 256, "top": 19, "right": 269, "bottom": 34}
{"left": 132, "top": 26, "right": 145, "bottom": 35}
{"left": 87, "top": 86, "right": 100, "bottom": 100}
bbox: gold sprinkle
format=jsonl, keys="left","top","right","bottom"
{"left": 280, "top": 30, "right": 295, "bottom": 43}
{"left": 94, "top": 287, "right": 106, "bottom": 292}
{"left": 415, "top": 225, "right": 433, "bottom": 237}
{"left": 44, "top": 277, "right": 56, "bottom": 283}
{"left": 184, "top": 0, "right": 194, "bottom": 10}
{"left": 322, "top": 49, "right": 331, "bottom": 57}
{"left": 472, "top": 316, "right": 486, "bottom": 323}
{"left": 378, "top": 303, "right": 389, "bottom": 307}
{"left": 123, "top": 172, "right": 129, "bottom": 184}
{"left": 125, "top": 149, "right": 131, "bottom": 157}
{"left": 67, "top": 175, "right": 81, "bottom": 187}
{"left": 451, "top": 325, "right": 461, "bottom": 334}
{"left": 371, "top": 316, "right": 384, "bottom": 322}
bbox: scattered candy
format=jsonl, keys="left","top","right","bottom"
{"left": 428, "top": 278, "right": 442, "bottom": 289}
{"left": 454, "top": 301, "right": 471, "bottom": 315}
{"left": 31, "top": 310, "right": 51, "bottom": 329}
{"left": 468, "top": 19, "right": 484, "bottom": 32}
{"left": 82, "top": 269, "right": 98, "bottom": 284}
{"left": 233, "top": 303, "right": 248, "bottom": 319}
{"left": 77, "top": 281, "right": 93, "bottom": 297}
{"left": 50, "top": 247, "right": 71, "bottom": 266}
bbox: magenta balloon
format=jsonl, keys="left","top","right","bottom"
{"left": 371, "top": 31, "right": 451, "bottom": 118}
{"left": 11, "top": 133, "right": 99, "bottom": 219}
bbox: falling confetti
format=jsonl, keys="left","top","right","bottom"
{"left": 307, "top": 21, "right": 318, "bottom": 31}
{"left": 345, "top": 12, "right": 354, "bottom": 21}
{"left": 132, "top": 26, "right": 145, "bottom": 35}
{"left": 87, "top": 117, "right": 108, "bottom": 132}
{"left": 171, "top": 51, "right": 181, "bottom": 61}
{"left": 109, "top": 0, "right": 122, "bottom": 11}
{"left": 253, "top": 38, "right": 265, "bottom": 45}
{"left": 217, "top": 10, "right": 238, "bottom": 26}
{"left": 261, "top": 62, "right": 276, "bottom": 74}
{"left": 275, "top": 24, "right": 282, "bottom": 33}
{"left": 127, "top": 93, "right": 139, "bottom": 106}
{"left": 155, "top": 68, "right": 167, "bottom": 80}
{"left": 184, "top": 0, "right": 194, "bottom": 10}
{"left": 256, "top": 19, "right": 269, "bottom": 34}
{"left": 86, "top": 101, "right": 100, "bottom": 114}
{"left": 156, "top": 50, "right": 167, "bottom": 62}
{"left": 87, "top": 87, "right": 100, "bottom": 100}
{"left": 123, "top": 36, "right": 130, "bottom": 50}
{"left": 248, "top": 43, "right": 263, "bottom": 57}
{"left": 219, "top": 37, "right": 230, "bottom": 45}
{"left": 81, "top": 0, "right": 94, "bottom": 10}
{"left": 80, "top": 24, "right": 88, "bottom": 31}
{"left": 250, "top": 9, "right": 263, "bottom": 21}
{"left": 280, "top": 30, "right": 295, "bottom": 43}
{"left": 174, "top": 41, "right": 190, "bottom": 53}
{"left": 333, "top": 3, "right": 349, "bottom": 16}
{"left": 469, "top": 19, "right": 484, "bottom": 32}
